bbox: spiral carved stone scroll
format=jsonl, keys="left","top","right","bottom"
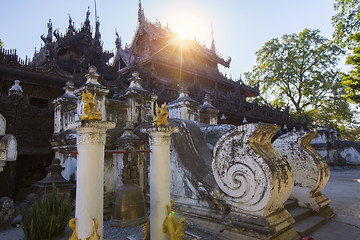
{"left": 212, "top": 123, "right": 294, "bottom": 216}
{"left": 274, "top": 131, "right": 332, "bottom": 213}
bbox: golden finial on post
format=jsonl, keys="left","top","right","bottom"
{"left": 153, "top": 102, "right": 169, "bottom": 126}
{"left": 80, "top": 89, "right": 102, "bottom": 121}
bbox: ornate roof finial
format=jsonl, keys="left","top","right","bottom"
{"left": 67, "top": 14, "right": 75, "bottom": 36}
{"left": 46, "top": 19, "right": 53, "bottom": 43}
{"left": 115, "top": 29, "right": 121, "bottom": 49}
{"left": 138, "top": 0, "right": 145, "bottom": 23}
{"left": 210, "top": 23, "right": 216, "bottom": 53}
{"left": 94, "top": 17, "right": 101, "bottom": 41}
{"left": 83, "top": 7, "right": 91, "bottom": 31}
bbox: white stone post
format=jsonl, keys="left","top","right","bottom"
{"left": 143, "top": 126, "right": 178, "bottom": 240}
{"left": 75, "top": 121, "right": 115, "bottom": 239}
{"left": 71, "top": 66, "right": 115, "bottom": 240}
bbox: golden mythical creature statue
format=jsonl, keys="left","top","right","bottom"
{"left": 142, "top": 219, "right": 150, "bottom": 240}
{"left": 87, "top": 218, "right": 100, "bottom": 240}
{"left": 153, "top": 102, "right": 169, "bottom": 126}
{"left": 80, "top": 89, "right": 102, "bottom": 121}
{"left": 68, "top": 218, "right": 100, "bottom": 240}
{"left": 69, "top": 218, "right": 78, "bottom": 240}
{"left": 163, "top": 200, "right": 186, "bottom": 240}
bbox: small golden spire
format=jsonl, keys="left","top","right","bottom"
{"left": 153, "top": 102, "right": 169, "bottom": 126}
{"left": 80, "top": 89, "right": 102, "bottom": 121}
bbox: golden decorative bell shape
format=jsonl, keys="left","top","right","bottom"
{"left": 110, "top": 183, "right": 148, "bottom": 227}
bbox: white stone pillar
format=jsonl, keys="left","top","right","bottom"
{"left": 75, "top": 121, "right": 115, "bottom": 240}
{"left": 143, "top": 126, "right": 178, "bottom": 240}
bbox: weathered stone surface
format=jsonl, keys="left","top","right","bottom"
{"left": 212, "top": 123, "right": 297, "bottom": 239}
{"left": 168, "top": 87, "right": 200, "bottom": 122}
{"left": 0, "top": 134, "right": 17, "bottom": 172}
{"left": 0, "top": 197, "right": 19, "bottom": 230}
{"left": 273, "top": 131, "right": 332, "bottom": 213}
{"left": 0, "top": 113, "right": 6, "bottom": 135}
{"left": 311, "top": 126, "right": 360, "bottom": 165}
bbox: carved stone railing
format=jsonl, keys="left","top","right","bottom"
{"left": 273, "top": 131, "right": 333, "bottom": 217}
{"left": 212, "top": 123, "right": 297, "bottom": 239}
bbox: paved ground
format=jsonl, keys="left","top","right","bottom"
{"left": 1, "top": 166, "right": 359, "bottom": 240}
{"left": 310, "top": 166, "right": 360, "bottom": 240}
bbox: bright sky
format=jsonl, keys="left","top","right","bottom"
{"left": 0, "top": 0, "right": 338, "bottom": 80}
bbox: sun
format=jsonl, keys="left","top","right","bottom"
{"left": 178, "top": 31, "right": 190, "bottom": 40}
{"left": 164, "top": 9, "right": 211, "bottom": 44}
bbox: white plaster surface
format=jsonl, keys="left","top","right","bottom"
{"left": 0, "top": 113, "right": 6, "bottom": 135}
{"left": 340, "top": 147, "right": 360, "bottom": 165}
{"left": 212, "top": 123, "right": 294, "bottom": 215}
{"left": 274, "top": 132, "right": 330, "bottom": 211}
{"left": 143, "top": 126, "right": 178, "bottom": 240}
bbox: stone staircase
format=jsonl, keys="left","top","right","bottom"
{"left": 285, "top": 199, "right": 330, "bottom": 236}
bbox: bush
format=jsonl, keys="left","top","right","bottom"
{"left": 21, "top": 186, "right": 72, "bottom": 240}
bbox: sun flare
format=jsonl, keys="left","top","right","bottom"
{"left": 178, "top": 31, "right": 189, "bottom": 40}
{"left": 164, "top": 9, "right": 211, "bottom": 44}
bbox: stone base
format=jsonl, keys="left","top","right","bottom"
{"left": 125, "top": 231, "right": 202, "bottom": 240}
{"left": 315, "top": 204, "right": 336, "bottom": 220}
{"left": 174, "top": 203, "right": 299, "bottom": 240}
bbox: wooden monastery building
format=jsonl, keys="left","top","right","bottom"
{"left": 0, "top": 3, "right": 306, "bottom": 199}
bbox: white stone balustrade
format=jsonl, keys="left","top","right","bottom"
{"left": 212, "top": 123, "right": 297, "bottom": 239}
{"left": 273, "top": 131, "right": 332, "bottom": 214}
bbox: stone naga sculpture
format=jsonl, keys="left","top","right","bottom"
{"left": 273, "top": 131, "right": 333, "bottom": 216}
{"left": 153, "top": 102, "right": 169, "bottom": 126}
{"left": 80, "top": 89, "right": 102, "bottom": 121}
{"left": 212, "top": 123, "right": 298, "bottom": 239}
{"left": 163, "top": 200, "right": 186, "bottom": 240}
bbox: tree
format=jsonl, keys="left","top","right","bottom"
{"left": 333, "top": 0, "right": 360, "bottom": 104}
{"left": 332, "top": 0, "right": 360, "bottom": 50}
{"left": 342, "top": 33, "right": 360, "bottom": 104}
{"left": 0, "top": 39, "right": 3, "bottom": 47}
{"left": 245, "top": 28, "right": 352, "bottom": 129}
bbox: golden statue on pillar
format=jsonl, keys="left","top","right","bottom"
{"left": 153, "top": 102, "right": 169, "bottom": 126}
{"left": 163, "top": 200, "right": 186, "bottom": 240}
{"left": 80, "top": 89, "right": 102, "bottom": 121}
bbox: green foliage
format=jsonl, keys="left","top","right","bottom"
{"left": 333, "top": 0, "right": 360, "bottom": 106}
{"left": 245, "top": 28, "right": 351, "bottom": 129}
{"left": 342, "top": 33, "right": 360, "bottom": 105}
{"left": 0, "top": 39, "right": 3, "bottom": 47}
{"left": 21, "top": 187, "right": 72, "bottom": 240}
{"left": 332, "top": 0, "right": 360, "bottom": 50}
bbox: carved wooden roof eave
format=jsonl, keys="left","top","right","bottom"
{"left": 0, "top": 64, "right": 81, "bottom": 90}
{"left": 138, "top": 57, "right": 258, "bottom": 96}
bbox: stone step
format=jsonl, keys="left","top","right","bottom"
{"left": 288, "top": 207, "right": 312, "bottom": 222}
{"left": 293, "top": 215, "right": 326, "bottom": 236}
{"left": 284, "top": 199, "right": 298, "bottom": 210}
